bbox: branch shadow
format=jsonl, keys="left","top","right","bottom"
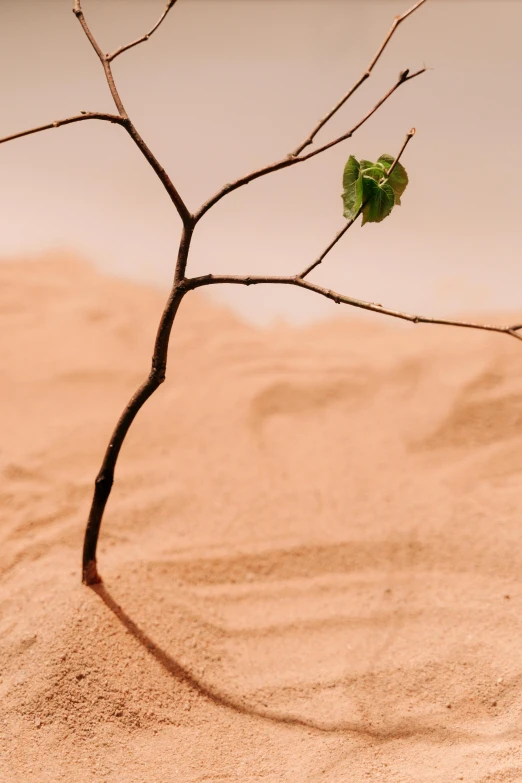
{"left": 92, "top": 581, "right": 477, "bottom": 744}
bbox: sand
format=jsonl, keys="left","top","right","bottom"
{"left": 2, "top": 255, "right": 522, "bottom": 782}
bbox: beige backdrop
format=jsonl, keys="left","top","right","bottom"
{"left": 0, "top": 0, "right": 519, "bottom": 324}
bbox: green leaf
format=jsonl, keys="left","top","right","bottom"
{"left": 360, "top": 160, "right": 386, "bottom": 183}
{"left": 377, "top": 154, "right": 408, "bottom": 205}
{"left": 360, "top": 159, "right": 376, "bottom": 171}
{"left": 360, "top": 176, "right": 395, "bottom": 226}
{"left": 341, "top": 155, "right": 361, "bottom": 219}
{"left": 343, "top": 155, "right": 360, "bottom": 191}
{"left": 377, "top": 154, "right": 395, "bottom": 167}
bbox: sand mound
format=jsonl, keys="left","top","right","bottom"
{"left": 2, "top": 255, "right": 522, "bottom": 781}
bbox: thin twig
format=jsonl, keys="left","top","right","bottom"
{"left": 73, "top": 1, "right": 127, "bottom": 117}
{"left": 385, "top": 128, "right": 416, "bottom": 180}
{"left": 368, "top": 0, "right": 428, "bottom": 71}
{"left": 298, "top": 220, "right": 357, "bottom": 280}
{"left": 303, "top": 69, "right": 424, "bottom": 165}
{"left": 184, "top": 273, "right": 522, "bottom": 342}
{"left": 291, "top": 0, "right": 428, "bottom": 157}
{"left": 73, "top": 0, "right": 191, "bottom": 228}
{"left": 107, "top": 0, "right": 179, "bottom": 61}
{"left": 193, "top": 68, "right": 425, "bottom": 224}
{"left": 0, "top": 112, "right": 124, "bottom": 146}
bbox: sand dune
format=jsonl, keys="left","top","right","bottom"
{"left": 2, "top": 256, "right": 522, "bottom": 782}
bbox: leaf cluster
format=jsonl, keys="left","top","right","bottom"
{"left": 342, "top": 154, "right": 408, "bottom": 226}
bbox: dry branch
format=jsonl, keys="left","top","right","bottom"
{"left": 386, "top": 127, "right": 416, "bottom": 179}
{"left": 6, "top": 0, "right": 514, "bottom": 589}
{"left": 82, "top": 225, "right": 194, "bottom": 585}
{"left": 0, "top": 112, "right": 123, "bottom": 146}
{"left": 107, "top": 0, "right": 179, "bottom": 61}
{"left": 193, "top": 67, "right": 425, "bottom": 224}
{"left": 185, "top": 274, "right": 522, "bottom": 343}
{"left": 298, "top": 221, "right": 357, "bottom": 280}
{"left": 73, "top": 0, "right": 191, "bottom": 227}
{"left": 73, "top": 1, "right": 430, "bottom": 582}
{"left": 291, "top": 0, "right": 428, "bottom": 157}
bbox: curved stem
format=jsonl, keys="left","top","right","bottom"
{"left": 82, "top": 227, "right": 193, "bottom": 584}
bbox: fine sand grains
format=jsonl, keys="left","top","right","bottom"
{"left": 1, "top": 256, "right": 522, "bottom": 782}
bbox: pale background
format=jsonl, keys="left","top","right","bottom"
{"left": 0, "top": 0, "right": 519, "bottom": 324}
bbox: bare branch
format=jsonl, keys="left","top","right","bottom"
{"left": 297, "top": 69, "right": 424, "bottom": 165}
{"left": 184, "top": 273, "right": 522, "bottom": 343}
{"left": 73, "top": 1, "right": 127, "bottom": 117}
{"left": 385, "top": 127, "right": 416, "bottom": 180}
{"left": 122, "top": 123, "right": 193, "bottom": 231}
{"left": 369, "top": 0, "right": 428, "bottom": 71}
{"left": 107, "top": 0, "right": 179, "bottom": 62}
{"left": 193, "top": 68, "right": 425, "bottom": 224}
{"left": 298, "top": 220, "right": 358, "bottom": 280}
{"left": 73, "top": 0, "right": 191, "bottom": 227}
{"left": 0, "top": 112, "right": 124, "bottom": 146}
{"left": 291, "top": 0, "right": 428, "bottom": 157}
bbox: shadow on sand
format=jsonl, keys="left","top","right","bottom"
{"left": 92, "top": 581, "right": 479, "bottom": 744}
